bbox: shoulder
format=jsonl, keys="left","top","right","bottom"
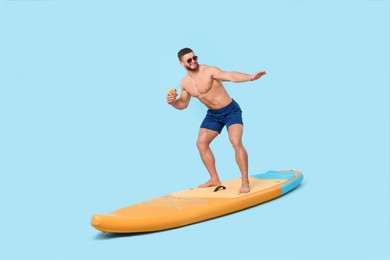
{"left": 202, "top": 65, "right": 219, "bottom": 71}
{"left": 180, "top": 76, "right": 190, "bottom": 90}
{"left": 202, "top": 65, "right": 222, "bottom": 76}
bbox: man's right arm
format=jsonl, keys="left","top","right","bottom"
{"left": 167, "top": 87, "right": 191, "bottom": 110}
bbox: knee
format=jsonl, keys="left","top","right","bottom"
{"left": 196, "top": 139, "right": 209, "bottom": 150}
{"left": 230, "top": 138, "right": 243, "bottom": 150}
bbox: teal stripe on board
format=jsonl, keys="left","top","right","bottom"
{"left": 252, "top": 171, "right": 296, "bottom": 180}
{"left": 281, "top": 173, "right": 304, "bottom": 195}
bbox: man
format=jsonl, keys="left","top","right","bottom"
{"left": 166, "top": 48, "right": 266, "bottom": 193}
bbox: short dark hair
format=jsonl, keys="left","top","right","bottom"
{"left": 178, "top": 48, "right": 193, "bottom": 61}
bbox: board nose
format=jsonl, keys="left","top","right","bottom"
{"left": 91, "top": 214, "right": 101, "bottom": 227}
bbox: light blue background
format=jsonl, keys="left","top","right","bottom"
{"left": 1, "top": 0, "right": 389, "bottom": 259}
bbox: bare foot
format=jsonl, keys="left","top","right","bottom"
{"left": 239, "top": 180, "right": 250, "bottom": 193}
{"left": 198, "top": 179, "right": 221, "bottom": 188}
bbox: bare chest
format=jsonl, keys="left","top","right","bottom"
{"left": 185, "top": 76, "right": 216, "bottom": 97}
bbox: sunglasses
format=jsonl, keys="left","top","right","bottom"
{"left": 186, "top": 56, "right": 198, "bottom": 64}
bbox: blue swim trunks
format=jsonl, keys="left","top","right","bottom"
{"left": 200, "top": 99, "right": 243, "bottom": 134}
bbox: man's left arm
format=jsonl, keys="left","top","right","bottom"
{"left": 211, "top": 67, "right": 266, "bottom": 83}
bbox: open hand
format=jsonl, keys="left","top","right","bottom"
{"left": 250, "top": 71, "right": 266, "bottom": 81}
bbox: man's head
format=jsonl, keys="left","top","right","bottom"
{"left": 178, "top": 48, "right": 199, "bottom": 72}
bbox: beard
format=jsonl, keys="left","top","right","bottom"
{"left": 185, "top": 62, "right": 199, "bottom": 72}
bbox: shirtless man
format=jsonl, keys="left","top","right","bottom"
{"left": 166, "top": 48, "right": 266, "bottom": 193}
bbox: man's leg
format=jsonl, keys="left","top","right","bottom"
{"left": 196, "top": 128, "right": 221, "bottom": 188}
{"left": 228, "top": 124, "right": 250, "bottom": 193}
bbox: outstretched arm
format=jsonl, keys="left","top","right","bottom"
{"left": 167, "top": 87, "right": 191, "bottom": 110}
{"left": 210, "top": 67, "right": 266, "bottom": 83}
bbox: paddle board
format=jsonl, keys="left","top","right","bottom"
{"left": 91, "top": 170, "right": 303, "bottom": 233}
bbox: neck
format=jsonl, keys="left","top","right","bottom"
{"left": 187, "top": 66, "right": 200, "bottom": 77}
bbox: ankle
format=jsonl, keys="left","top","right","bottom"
{"left": 242, "top": 178, "right": 249, "bottom": 184}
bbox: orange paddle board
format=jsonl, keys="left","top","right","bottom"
{"left": 91, "top": 170, "right": 303, "bottom": 233}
